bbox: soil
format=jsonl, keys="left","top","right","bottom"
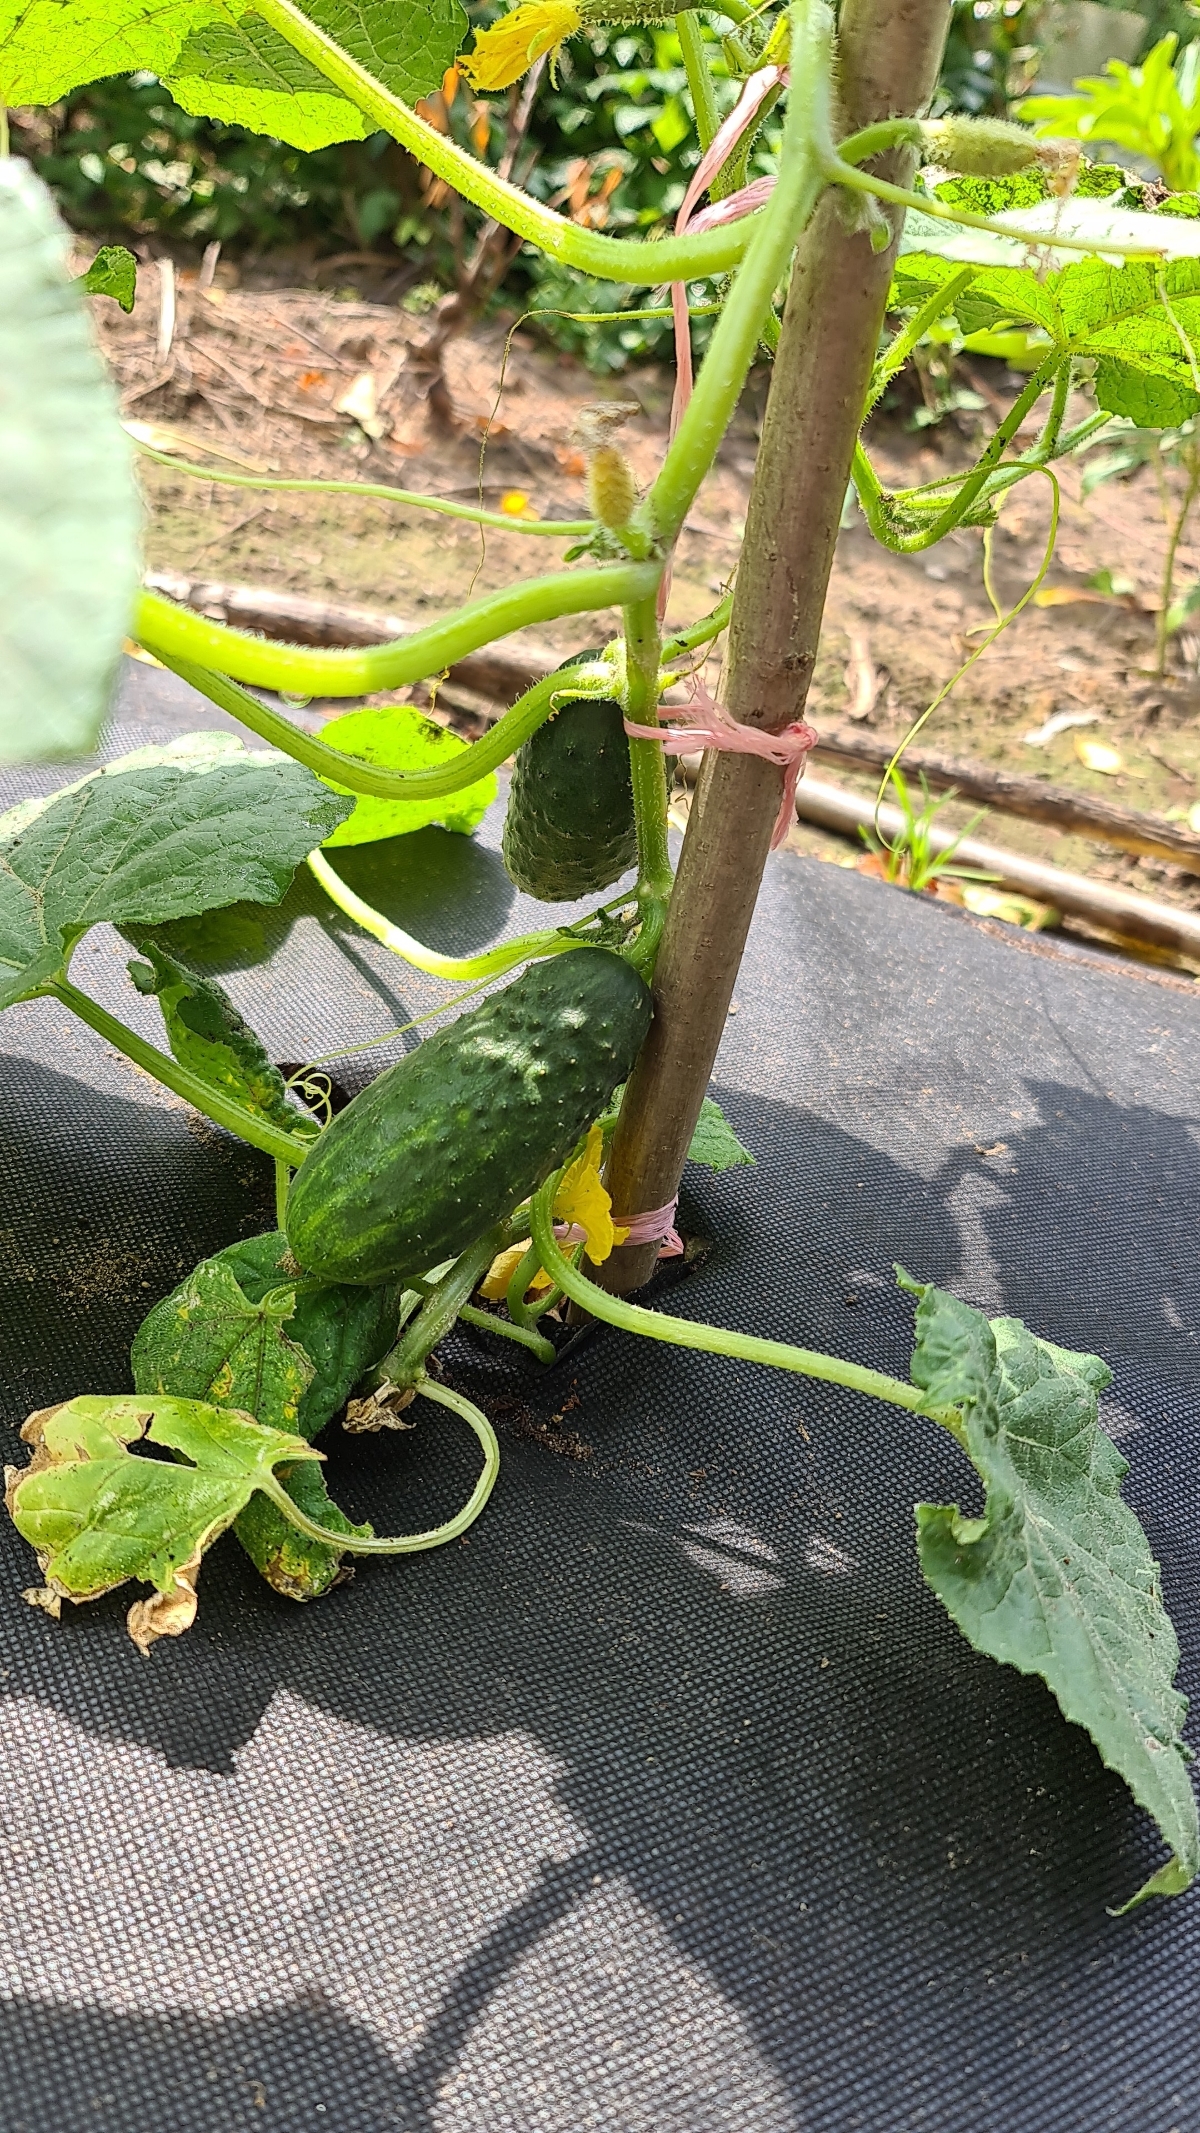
{"left": 92, "top": 252, "right": 1200, "bottom": 959}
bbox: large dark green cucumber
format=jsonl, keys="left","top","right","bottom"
{"left": 502, "top": 649, "right": 636, "bottom": 900}
{"left": 285, "top": 948, "right": 652, "bottom": 1286}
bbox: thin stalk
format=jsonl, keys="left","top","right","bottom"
{"left": 677, "top": 9, "right": 720, "bottom": 151}
{"left": 261, "top": 1375, "right": 499, "bottom": 1552}
{"left": 646, "top": 0, "right": 832, "bottom": 549}
{"left": 135, "top": 446, "right": 595, "bottom": 537}
{"left": 374, "top": 1225, "right": 510, "bottom": 1391}
{"left": 662, "top": 592, "right": 735, "bottom": 659}
{"left": 52, "top": 980, "right": 312, "bottom": 1167}
{"left": 457, "top": 1302, "right": 556, "bottom": 1365}
{"left": 136, "top": 558, "right": 658, "bottom": 696}
{"left": 823, "top": 149, "right": 1171, "bottom": 264}
{"left": 623, "top": 594, "right": 673, "bottom": 977}
{"left": 506, "top": 1238, "right": 548, "bottom": 1328}
{"left": 1156, "top": 439, "right": 1200, "bottom": 674}
{"left": 274, "top": 1160, "right": 290, "bottom": 1229}
{"left": 307, "top": 852, "right": 579, "bottom": 980}
{"left": 147, "top": 658, "right": 601, "bottom": 804}
{"left": 530, "top": 1186, "right": 965, "bottom": 1443}
{"left": 254, "top": 0, "right": 766, "bottom": 283}
{"left": 865, "top": 266, "right": 978, "bottom": 416}
{"left": 852, "top": 354, "right": 1059, "bottom": 551}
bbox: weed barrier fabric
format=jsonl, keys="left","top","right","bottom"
{"left": 1, "top": 663, "right": 1199, "bottom": 2131}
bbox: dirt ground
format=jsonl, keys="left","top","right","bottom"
{"left": 93, "top": 251, "right": 1200, "bottom": 938}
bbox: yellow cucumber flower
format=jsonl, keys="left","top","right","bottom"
{"left": 480, "top": 1241, "right": 554, "bottom": 1302}
{"left": 461, "top": 1, "right": 582, "bottom": 91}
{"left": 553, "top": 1124, "right": 628, "bottom": 1266}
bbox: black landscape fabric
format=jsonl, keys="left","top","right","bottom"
{"left": 0, "top": 661, "right": 1198, "bottom": 2131}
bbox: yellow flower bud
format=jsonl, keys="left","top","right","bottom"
{"left": 461, "top": 1, "right": 582, "bottom": 92}
{"left": 588, "top": 443, "right": 638, "bottom": 532}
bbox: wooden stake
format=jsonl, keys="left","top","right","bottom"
{"left": 601, "top": 0, "right": 953, "bottom": 1292}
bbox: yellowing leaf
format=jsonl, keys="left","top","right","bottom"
{"left": 552, "top": 1124, "right": 628, "bottom": 1266}
{"left": 1074, "top": 734, "right": 1124, "bottom": 775}
{"left": 480, "top": 1240, "right": 553, "bottom": 1300}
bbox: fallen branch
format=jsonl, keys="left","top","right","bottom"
{"left": 810, "top": 723, "right": 1200, "bottom": 876}
{"left": 795, "top": 774, "right": 1200, "bottom": 960}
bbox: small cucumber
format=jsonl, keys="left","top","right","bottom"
{"left": 502, "top": 650, "right": 636, "bottom": 900}
{"left": 286, "top": 948, "right": 652, "bottom": 1286}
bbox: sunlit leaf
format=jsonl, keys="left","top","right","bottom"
{"left": 687, "top": 1096, "right": 755, "bottom": 1171}
{"left": 317, "top": 704, "right": 497, "bottom": 846}
{"left": 81, "top": 244, "right": 137, "bottom": 311}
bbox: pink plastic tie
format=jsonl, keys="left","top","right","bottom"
{"left": 612, "top": 1198, "right": 685, "bottom": 1259}
{"left": 625, "top": 677, "right": 817, "bottom": 848}
{"left": 553, "top": 1222, "right": 588, "bottom": 1246}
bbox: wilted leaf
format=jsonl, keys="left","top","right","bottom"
{"left": 5, "top": 1393, "right": 322, "bottom": 1649}
{"left": 133, "top": 1233, "right": 396, "bottom": 1597}
{"left": 0, "top": 159, "right": 140, "bottom": 762}
{"left": 318, "top": 705, "right": 497, "bottom": 847}
{"left": 900, "top": 1271, "right": 1198, "bottom": 1908}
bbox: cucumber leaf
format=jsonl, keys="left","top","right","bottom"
{"left": 165, "top": 0, "right": 467, "bottom": 149}
{"left": 0, "top": 749, "right": 351, "bottom": 1010}
{"left": 125, "top": 933, "right": 315, "bottom": 1137}
{"left": 5, "top": 1392, "right": 322, "bottom": 1650}
{"left": 81, "top": 244, "right": 137, "bottom": 311}
{"left": 0, "top": 0, "right": 218, "bottom": 103}
{"left": 900, "top": 1271, "right": 1198, "bottom": 1908}
{"left": 133, "top": 1234, "right": 396, "bottom": 1598}
{"left": 687, "top": 1097, "right": 755, "bottom": 1171}
{"left": 317, "top": 705, "right": 497, "bottom": 847}
{"left": 0, "top": 159, "right": 140, "bottom": 763}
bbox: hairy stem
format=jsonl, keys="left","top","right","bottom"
{"left": 52, "top": 980, "right": 312, "bottom": 1167}
{"left": 677, "top": 10, "right": 720, "bottom": 150}
{"left": 136, "top": 560, "right": 657, "bottom": 697}
{"left": 853, "top": 354, "right": 1059, "bottom": 551}
{"left": 530, "top": 1187, "right": 964, "bottom": 1441}
{"left": 1156, "top": 439, "right": 1200, "bottom": 675}
{"left": 262, "top": 1375, "right": 499, "bottom": 1551}
{"left": 374, "top": 1226, "right": 510, "bottom": 1391}
{"left": 602, "top": 0, "right": 952, "bottom": 1292}
{"left": 254, "top": 0, "right": 765, "bottom": 283}
{"left": 135, "top": 446, "right": 593, "bottom": 535}
{"left": 457, "top": 1302, "right": 556, "bottom": 1365}
{"left": 146, "top": 659, "right": 600, "bottom": 803}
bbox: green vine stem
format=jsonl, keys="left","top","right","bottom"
{"left": 677, "top": 9, "right": 720, "bottom": 153}
{"left": 528, "top": 1182, "right": 966, "bottom": 1443}
{"left": 134, "top": 445, "right": 596, "bottom": 538}
{"left": 136, "top": 558, "right": 658, "bottom": 696}
{"left": 374, "top": 1225, "right": 511, "bottom": 1391}
{"left": 260, "top": 1374, "right": 500, "bottom": 1551}
{"left": 51, "top": 978, "right": 313, "bottom": 1167}
{"left": 852, "top": 353, "right": 1060, "bottom": 550}
{"left": 864, "top": 266, "right": 978, "bottom": 418}
{"left": 307, "top": 850, "right": 579, "bottom": 979}
{"left": 645, "top": 0, "right": 832, "bottom": 549}
{"left": 622, "top": 593, "right": 673, "bottom": 975}
{"left": 146, "top": 657, "right": 602, "bottom": 804}
{"left": 823, "top": 148, "right": 1173, "bottom": 264}
{"left": 457, "top": 1301, "right": 556, "bottom": 1365}
{"left": 253, "top": 0, "right": 767, "bottom": 283}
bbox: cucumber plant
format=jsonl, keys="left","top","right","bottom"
{"left": 5, "top": 0, "right": 1200, "bottom": 1905}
